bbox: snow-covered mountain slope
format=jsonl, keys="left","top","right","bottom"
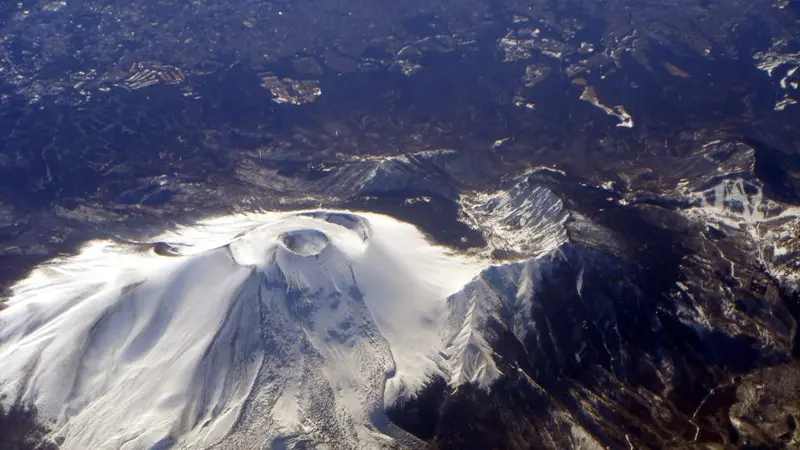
{"left": 2, "top": 166, "right": 798, "bottom": 450}
{"left": 0, "top": 210, "right": 483, "bottom": 450}
{"left": 461, "top": 169, "right": 569, "bottom": 258}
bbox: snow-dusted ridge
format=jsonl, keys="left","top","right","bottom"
{"left": 461, "top": 170, "right": 569, "bottom": 259}
{"left": 0, "top": 210, "right": 485, "bottom": 450}
{"left": 681, "top": 178, "right": 800, "bottom": 291}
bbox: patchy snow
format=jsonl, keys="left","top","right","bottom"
{"left": 681, "top": 178, "right": 800, "bottom": 291}
{"left": 753, "top": 51, "right": 799, "bottom": 111}
{"left": 569, "top": 422, "right": 606, "bottom": 450}
{"left": 579, "top": 86, "right": 634, "bottom": 128}
{"left": 684, "top": 178, "right": 799, "bottom": 228}
{"left": 0, "top": 210, "right": 484, "bottom": 450}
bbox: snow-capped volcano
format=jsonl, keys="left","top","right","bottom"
{"left": 0, "top": 211, "right": 483, "bottom": 450}
{"left": 1, "top": 168, "right": 797, "bottom": 450}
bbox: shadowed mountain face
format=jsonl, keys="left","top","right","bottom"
{"left": 0, "top": 0, "right": 799, "bottom": 449}
{"left": 388, "top": 171, "right": 797, "bottom": 449}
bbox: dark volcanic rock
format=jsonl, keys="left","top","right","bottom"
{"left": 390, "top": 174, "right": 796, "bottom": 449}
{"left": 730, "top": 361, "right": 800, "bottom": 448}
